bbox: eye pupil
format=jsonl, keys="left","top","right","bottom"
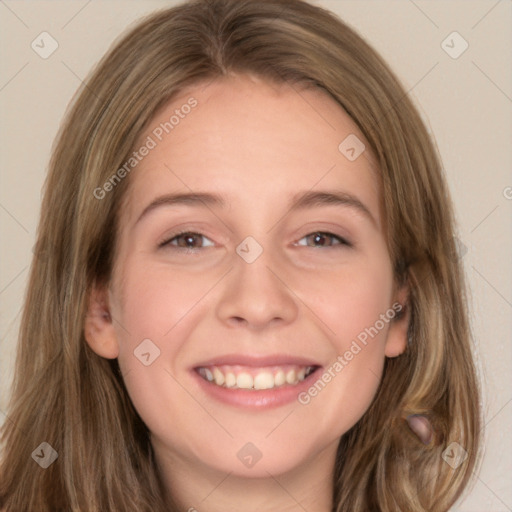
{"left": 310, "top": 232, "right": 330, "bottom": 247}
{"left": 178, "top": 233, "right": 200, "bottom": 247}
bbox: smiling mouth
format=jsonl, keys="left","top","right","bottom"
{"left": 195, "top": 364, "right": 319, "bottom": 390}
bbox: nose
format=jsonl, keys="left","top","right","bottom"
{"left": 215, "top": 245, "right": 299, "bottom": 330}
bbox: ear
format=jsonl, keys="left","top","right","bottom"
{"left": 384, "top": 282, "right": 410, "bottom": 358}
{"left": 84, "top": 281, "right": 119, "bottom": 359}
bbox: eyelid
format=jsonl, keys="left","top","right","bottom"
{"left": 158, "top": 229, "right": 352, "bottom": 251}
{"left": 158, "top": 230, "right": 215, "bottom": 249}
{"left": 295, "top": 231, "right": 352, "bottom": 248}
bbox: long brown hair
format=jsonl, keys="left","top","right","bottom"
{"left": 0, "top": 0, "right": 481, "bottom": 510}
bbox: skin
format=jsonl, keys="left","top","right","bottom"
{"left": 85, "top": 73, "right": 409, "bottom": 511}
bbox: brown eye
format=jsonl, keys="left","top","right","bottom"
{"left": 160, "top": 232, "right": 214, "bottom": 249}
{"left": 298, "top": 231, "right": 350, "bottom": 248}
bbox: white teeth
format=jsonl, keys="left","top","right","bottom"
{"left": 213, "top": 367, "right": 225, "bottom": 386}
{"left": 254, "top": 371, "right": 274, "bottom": 390}
{"left": 274, "top": 370, "right": 286, "bottom": 387}
{"left": 285, "top": 369, "right": 297, "bottom": 384}
{"left": 198, "top": 365, "right": 316, "bottom": 390}
{"left": 225, "top": 372, "right": 236, "bottom": 388}
{"left": 236, "top": 372, "right": 253, "bottom": 389}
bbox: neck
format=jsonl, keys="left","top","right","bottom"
{"left": 153, "top": 437, "right": 338, "bottom": 512}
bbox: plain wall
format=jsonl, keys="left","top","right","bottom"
{"left": 1, "top": 1, "right": 511, "bottom": 510}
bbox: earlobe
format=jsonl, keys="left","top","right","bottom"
{"left": 384, "top": 285, "right": 410, "bottom": 358}
{"left": 83, "top": 283, "right": 119, "bottom": 359}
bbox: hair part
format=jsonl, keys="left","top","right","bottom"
{"left": 1, "top": 0, "right": 481, "bottom": 510}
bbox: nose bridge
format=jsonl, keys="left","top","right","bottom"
{"left": 215, "top": 235, "right": 298, "bottom": 328}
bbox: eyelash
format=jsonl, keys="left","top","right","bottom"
{"left": 158, "top": 230, "right": 352, "bottom": 250}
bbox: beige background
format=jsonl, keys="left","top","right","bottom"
{"left": 1, "top": 1, "right": 511, "bottom": 510}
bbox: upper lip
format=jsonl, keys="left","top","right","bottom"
{"left": 193, "top": 354, "right": 322, "bottom": 368}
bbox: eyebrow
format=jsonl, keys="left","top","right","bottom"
{"left": 135, "top": 189, "right": 376, "bottom": 227}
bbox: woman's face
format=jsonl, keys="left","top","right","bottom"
{"left": 86, "top": 73, "right": 408, "bottom": 480}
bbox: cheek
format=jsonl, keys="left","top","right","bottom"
{"left": 299, "top": 348, "right": 385, "bottom": 440}
{"left": 109, "top": 258, "right": 216, "bottom": 449}
{"left": 293, "top": 251, "right": 394, "bottom": 424}
{"left": 111, "top": 257, "right": 215, "bottom": 351}
{"left": 109, "top": 258, "right": 205, "bottom": 399}
{"left": 303, "top": 251, "right": 394, "bottom": 349}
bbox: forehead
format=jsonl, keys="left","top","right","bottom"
{"left": 121, "top": 73, "right": 381, "bottom": 225}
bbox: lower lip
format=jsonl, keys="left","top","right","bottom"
{"left": 191, "top": 368, "right": 322, "bottom": 409}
